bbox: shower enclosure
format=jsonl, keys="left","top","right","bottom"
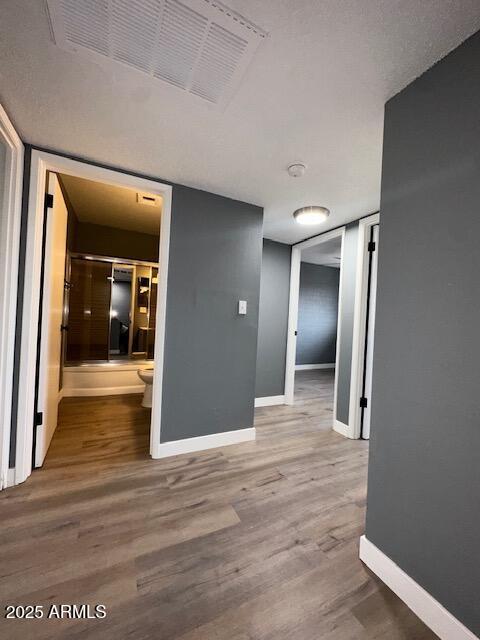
{"left": 64, "top": 254, "right": 158, "bottom": 364}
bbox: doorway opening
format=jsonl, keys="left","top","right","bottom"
{"left": 15, "top": 151, "right": 172, "bottom": 484}
{"left": 293, "top": 235, "right": 342, "bottom": 415}
{"left": 285, "top": 228, "right": 344, "bottom": 427}
{"left": 284, "top": 214, "right": 380, "bottom": 439}
{"left": 34, "top": 171, "right": 164, "bottom": 467}
{"left": 0, "top": 105, "right": 23, "bottom": 489}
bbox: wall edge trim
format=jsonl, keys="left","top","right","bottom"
{"left": 359, "top": 536, "right": 479, "bottom": 640}
{"left": 254, "top": 395, "right": 285, "bottom": 407}
{"left": 333, "top": 419, "right": 352, "bottom": 438}
{"left": 295, "top": 363, "right": 335, "bottom": 370}
{"left": 153, "top": 427, "right": 256, "bottom": 459}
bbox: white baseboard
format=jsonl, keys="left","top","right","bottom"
{"left": 153, "top": 427, "right": 256, "bottom": 459}
{"left": 359, "top": 536, "right": 478, "bottom": 640}
{"left": 63, "top": 385, "right": 144, "bottom": 397}
{"left": 295, "top": 363, "right": 335, "bottom": 370}
{"left": 255, "top": 395, "right": 285, "bottom": 407}
{"left": 7, "top": 468, "right": 16, "bottom": 488}
{"left": 1, "top": 468, "right": 16, "bottom": 490}
{"left": 333, "top": 419, "right": 353, "bottom": 438}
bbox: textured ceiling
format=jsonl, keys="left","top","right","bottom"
{"left": 60, "top": 173, "right": 162, "bottom": 235}
{"left": 301, "top": 236, "right": 342, "bottom": 268}
{"left": 1, "top": 1, "right": 479, "bottom": 243}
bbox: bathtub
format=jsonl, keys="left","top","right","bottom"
{"left": 62, "top": 361, "right": 152, "bottom": 397}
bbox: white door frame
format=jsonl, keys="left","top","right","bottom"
{"left": 360, "top": 223, "right": 379, "bottom": 440}
{"left": 284, "top": 227, "right": 345, "bottom": 425}
{"left": 0, "top": 104, "right": 23, "bottom": 489}
{"left": 15, "top": 150, "right": 172, "bottom": 484}
{"left": 349, "top": 213, "right": 380, "bottom": 439}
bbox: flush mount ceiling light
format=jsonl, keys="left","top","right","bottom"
{"left": 293, "top": 206, "right": 330, "bottom": 225}
{"left": 287, "top": 163, "right": 306, "bottom": 178}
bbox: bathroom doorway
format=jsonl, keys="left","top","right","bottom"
{"left": 15, "top": 151, "right": 172, "bottom": 483}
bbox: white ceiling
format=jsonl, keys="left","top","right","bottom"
{"left": 59, "top": 173, "right": 162, "bottom": 235}
{"left": 1, "top": 1, "right": 479, "bottom": 244}
{"left": 301, "top": 236, "right": 342, "bottom": 268}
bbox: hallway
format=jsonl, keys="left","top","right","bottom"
{"left": 0, "top": 372, "right": 436, "bottom": 639}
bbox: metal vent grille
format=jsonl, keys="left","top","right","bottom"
{"left": 154, "top": 0, "right": 209, "bottom": 89}
{"left": 47, "top": 0, "right": 266, "bottom": 107}
{"left": 191, "top": 23, "right": 247, "bottom": 103}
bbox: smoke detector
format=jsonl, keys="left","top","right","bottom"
{"left": 287, "top": 163, "right": 306, "bottom": 178}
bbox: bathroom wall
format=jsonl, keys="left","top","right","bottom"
{"left": 74, "top": 221, "right": 160, "bottom": 263}
{"left": 59, "top": 175, "right": 160, "bottom": 263}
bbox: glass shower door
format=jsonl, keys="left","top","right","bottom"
{"left": 109, "top": 265, "right": 133, "bottom": 359}
{"left": 65, "top": 258, "right": 112, "bottom": 362}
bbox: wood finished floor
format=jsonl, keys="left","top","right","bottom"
{"left": 0, "top": 370, "right": 437, "bottom": 639}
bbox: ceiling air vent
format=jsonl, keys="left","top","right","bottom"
{"left": 46, "top": 0, "right": 267, "bottom": 107}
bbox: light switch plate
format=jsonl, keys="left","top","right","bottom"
{"left": 238, "top": 300, "right": 247, "bottom": 315}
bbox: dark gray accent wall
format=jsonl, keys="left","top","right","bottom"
{"left": 365, "top": 31, "right": 480, "bottom": 636}
{"left": 336, "top": 222, "right": 358, "bottom": 425}
{"left": 74, "top": 221, "right": 159, "bottom": 262}
{"left": 61, "top": 176, "right": 160, "bottom": 262}
{"left": 255, "top": 239, "right": 291, "bottom": 398}
{"left": 160, "top": 185, "right": 263, "bottom": 443}
{"left": 296, "top": 262, "right": 339, "bottom": 366}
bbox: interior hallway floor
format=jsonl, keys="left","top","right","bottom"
{"left": 0, "top": 370, "right": 437, "bottom": 639}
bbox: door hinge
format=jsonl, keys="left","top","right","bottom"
{"left": 360, "top": 397, "right": 368, "bottom": 409}
{"left": 368, "top": 241, "right": 376, "bottom": 252}
{"left": 45, "top": 193, "right": 54, "bottom": 208}
{"left": 294, "top": 330, "right": 298, "bottom": 336}
{"left": 35, "top": 411, "right": 43, "bottom": 426}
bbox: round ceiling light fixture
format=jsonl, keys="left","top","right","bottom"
{"left": 293, "top": 205, "right": 330, "bottom": 225}
{"left": 287, "top": 162, "right": 306, "bottom": 178}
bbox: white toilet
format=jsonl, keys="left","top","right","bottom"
{"left": 137, "top": 368, "right": 154, "bottom": 408}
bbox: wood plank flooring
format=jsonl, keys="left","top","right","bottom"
{"left": 0, "top": 370, "right": 437, "bottom": 639}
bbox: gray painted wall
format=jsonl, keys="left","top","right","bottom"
{"left": 160, "top": 185, "right": 263, "bottom": 443}
{"left": 255, "top": 239, "right": 291, "bottom": 398}
{"left": 336, "top": 222, "right": 358, "bottom": 425}
{"left": 296, "top": 262, "right": 339, "bottom": 366}
{"left": 365, "top": 31, "right": 480, "bottom": 635}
